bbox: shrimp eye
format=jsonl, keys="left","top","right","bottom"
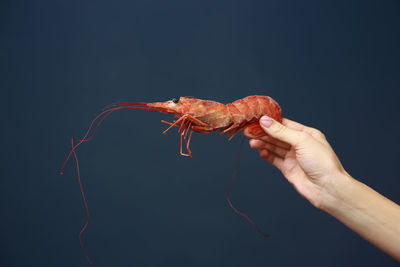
{"left": 172, "top": 97, "right": 179, "bottom": 104}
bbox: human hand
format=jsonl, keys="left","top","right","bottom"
{"left": 244, "top": 116, "right": 400, "bottom": 261}
{"left": 244, "top": 116, "right": 351, "bottom": 210}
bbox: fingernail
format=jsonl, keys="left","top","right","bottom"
{"left": 260, "top": 116, "right": 273, "bottom": 128}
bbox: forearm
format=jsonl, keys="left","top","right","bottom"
{"left": 322, "top": 173, "right": 400, "bottom": 261}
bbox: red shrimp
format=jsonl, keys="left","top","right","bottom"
{"left": 102, "top": 95, "right": 282, "bottom": 156}
{"left": 61, "top": 95, "right": 282, "bottom": 265}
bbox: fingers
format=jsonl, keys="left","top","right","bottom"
{"left": 244, "top": 128, "right": 290, "bottom": 149}
{"left": 249, "top": 139, "right": 288, "bottom": 158}
{"left": 258, "top": 116, "right": 305, "bottom": 148}
{"left": 244, "top": 117, "right": 326, "bottom": 146}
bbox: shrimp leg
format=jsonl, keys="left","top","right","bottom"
{"left": 181, "top": 122, "right": 193, "bottom": 157}
{"left": 162, "top": 114, "right": 207, "bottom": 134}
{"left": 162, "top": 114, "right": 206, "bottom": 157}
{"left": 220, "top": 123, "right": 240, "bottom": 136}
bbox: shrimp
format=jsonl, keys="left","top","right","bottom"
{"left": 61, "top": 95, "right": 282, "bottom": 266}
{"left": 101, "top": 95, "right": 282, "bottom": 157}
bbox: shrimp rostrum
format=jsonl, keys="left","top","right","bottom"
{"left": 105, "top": 95, "right": 282, "bottom": 157}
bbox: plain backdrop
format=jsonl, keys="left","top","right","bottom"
{"left": 1, "top": 1, "right": 399, "bottom": 266}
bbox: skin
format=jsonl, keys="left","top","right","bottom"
{"left": 244, "top": 116, "right": 400, "bottom": 262}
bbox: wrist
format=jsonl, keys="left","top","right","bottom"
{"left": 318, "top": 170, "right": 355, "bottom": 214}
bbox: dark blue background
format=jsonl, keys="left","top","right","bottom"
{"left": 1, "top": 1, "right": 399, "bottom": 266}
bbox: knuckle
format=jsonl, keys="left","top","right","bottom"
{"left": 273, "top": 123, "right": 287, "bottom": 136}
{"left": 295, "top": 131, "right": 309, "bottom": 146}
{"left": 310, "top": 128, "right": 325, "bottom": 139}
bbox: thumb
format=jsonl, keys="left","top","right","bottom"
{"left": 259, "top": 116, "right": 302, "bottom": 147}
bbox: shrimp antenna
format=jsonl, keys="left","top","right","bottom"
{"left": 227, "top": 136, "right": 271, "bottom": 237}
{"left": 71, "top": 137, "right": 95, "bottom": 266}
{"left": 60, "top": 103, "right": 156, "bottom": 266}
